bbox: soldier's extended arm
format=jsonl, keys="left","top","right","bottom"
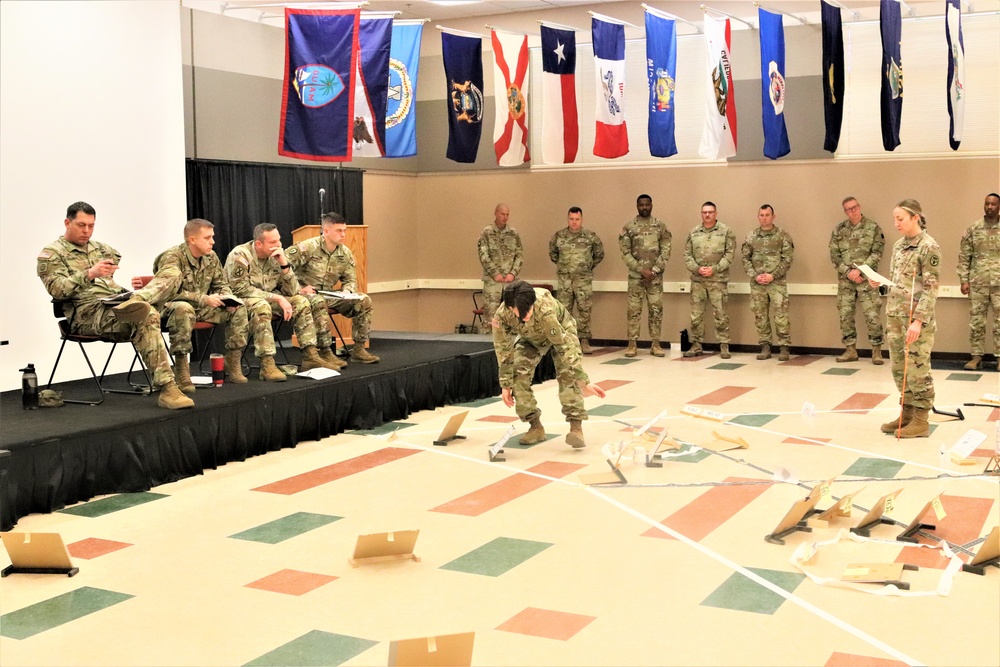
{"left": 37, "top": 253, "right": 91, "bottom": 301}
{"left": 683, "top": 233, "right": 698, "bottom": 274}
{"left": 277, "top": 264, "right": 301, "bottom": 297}
{"left": 153, "top": 252, "right": 201, "bottom": 305}
{"left": 492, "top": 319, "right": 517, "bottom": 389}
{"left": 511, "top": 232, "right": 523, "bottom": 276}
{"left": 717, "top": 228, "right": 736, "bottom": 274}
{"left": 340, "top": 248, "right": 358, "bottom": 292}
{"left": 863, "top": 223, "right": 885, "bottom": 272}
{"left": 956, "top": 227, "right": 974, "bottom": 284}
{"left": 655, "top": 226, "right": 672, "bottom": 271}
{"left": 913, "top": 246, "right": 940, "bottom": 322}
{"left": 591, "top": 233, "right": 605, "bottom": 268}
{"left": 618, "top": 227, "right": 641, "bottom": 273}
{"left": 548, "top": 233, "right": 560, "bottom": 264}
{"left": 477, "top": 232, "right": 497, "bottom": 276}
{"left": 741, "top": 237, "right": 755, "bottom": 277}
{"left": 829, "top": 227, "right": 850, "bottom": 275}
{"left": 208, "top": 257, "right": 234, "bottom": 297}
{"left": 772, "top": 233, "right": 794, "bottom": 280}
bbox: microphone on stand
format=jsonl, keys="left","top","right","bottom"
{"left": 319, "top": 188, "right": 326, "bottom": 215}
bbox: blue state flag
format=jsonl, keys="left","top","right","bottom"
{"left": 441, "top": 32, "right": 484, "bottom": 163}
{"left": 352, "top": 17, "right": 392, "bottom": 158}
{"left": 645, "top": 9, "right": 678, "bottom": 158}
{"left": 758, "top": 8, "right": 790, "bottom": 159}
{"left": 821, "top": 1, "right": 845, "bottom": 153}
{"left": 385, "top": 23, "right": 423, "bottom": 158}
{"left": 279, "top": 9, "right": 359, "bottom": 161}
{"left": 880, "top": 0, "right": 903, "bottom": 151}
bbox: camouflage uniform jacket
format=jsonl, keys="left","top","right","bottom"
{"left": 741, "top": 226, "right": 794, "bottom": 284}
{"left": 37, "top": 237, "right": 126, "bottom": 322}
{"left": 548, "top": 227, "right": 605, "bottom": 276}
{"left": 683, "top": 222, "right": 736, "bottom": 282}
{"left": 493, "top": 288, "right": 589, "bottom": 389}
{"left": 829, "top": 216, "right": 885, "bottom": 278}
{"left": 887, "top": 231, "right": 941, "bottom": 322}
{"left": 619, "top": 216, "right": 671, "bottom": 277}
{"left": 153, "top": 243, "right": 233, "bottom": 305}
{"left": 478, "top": 224, "right": 523, "bottom": 279}
{"left": 286, "top": 236, "right": 358, "bottom": 291}
{"left": 225, "top": 240, "right": 300, "bottom": 300}
{"left": 957, "top": 217, "right": 1000, "bottom": 287}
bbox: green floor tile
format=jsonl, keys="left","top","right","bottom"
{"left": 58, "top": 492, "right": 168, "bottom": 518}
{"left": 440, "top": 536, "right": 552, "bottom": 577}
{"left": 229, "top": 512, "right": 343, "bottom": 544}
{"left": 842, "top": 457, "right": 905, "bottom": 479}
{"left": 663, "top": 443, "right": 712, "bottom": 464}
{"left": 708, "top": 363, "right": 745, "bottom": 370}
{"left": 822, "top": 367, "right": 859, "bottom": 376}
{"left": 586, "top": 404, "right": 635, "bottom": 417}
{"left": 946, "top": 372, "right": 982, "bottom": 382}
{"left": 700, "top": 568, "right": 806, "bottom": 615}
{"left": 508, "top": 432, "right": 558, "bottom": 448}
{"left": 1, "top": 587, "right": 134, "bottom": 640}
{"left": 349, "top": 421, "right": 415, "bottom": 436}
{"left": 602, "top": 358, "right": 640, "bottom": 365}
{"left": 456, "top": 396, "right": 502, "bottom": 408}
{"left": 728, "top": 414, "right": 778, "bottom": 427}
{"left": 245, "top": 630, "right": 377, "bottom": 667}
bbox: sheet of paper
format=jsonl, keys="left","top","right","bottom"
{"left": 949, "top": 429, "right": 987, "bottom": 459}
{"left": 855, "top": 263, "right": 896, "bottom": 287}
{"left": 318, "top": 290, "right": 364, "bottom": 300}
{"left": 296, "top": 367, "right": 340, "bottom": 380}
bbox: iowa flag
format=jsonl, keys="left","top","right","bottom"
{"left": 540, "top": 25, "right": 578, "bottom": 164}
{"left": 491, "top": 30, "right": 530, "bottom": 166}
{"left": 698, "top": 14, "right": 737, "bottom": 160}
{"left": 592, "top": 15, "right": 628, "bottom": 159}
{"left": 945, "top": 0, "right": 965, "bottom": 150}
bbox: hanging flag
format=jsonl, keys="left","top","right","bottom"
{"left": 758, "top": 8, "right": 790, "bottom": 159}
{"left": 820, "top": 1, "right": 845, "bottom": 153}
{"left": 491, "top": 30, "right": 530, "bottom": 166}
{"left": 645, "top": 9, "right": 678, "bottom": 158}
{"left": 945, "top": 0, "right": 965, "bottom": 150}
{"left": 592, "top": 16, "right": 628, "bottom": 158}
{"left": 698, "top": 14, "right": 737, "bottom": 160}
{"left": 441, "top": 31, "right": 484, "bottom": 163}
{"left": 279, "top": 9, "right": 360, "bottom": 161}
{"left": 879, "top": 0, "right": 903, "bottom": 151}
{"left": 385, "top": 22, "right": 422, "bottom": 158}
{"left": 352, "top": 17, "right": 392, "bottom": 158}
{"left": 540, "top": 25, "right": 578, "bottom": 164}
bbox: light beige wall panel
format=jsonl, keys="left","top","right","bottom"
{"left": 364, "top": 173, "right": 420, "bottom": 283}
{"left": 371, "top": 291, "right": 421, "bottom": 332}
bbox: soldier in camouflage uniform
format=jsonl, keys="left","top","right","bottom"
{"left": 224, "top": 224, "right": 339, "bottom": 378}
{"left": 683, "top": 201, "right": 736, "bottom": 359}
{"left": 957, "top": 193, "right": 1000, "bottom": 370}
{"left": 477, "top": 203, "right": 523, "bottom": 334}
{"left": 741, "top": 205, "right": 794, "bottom": 361}
{"left": 286, "top": 212, "right": 380, "bottom": 365}
{"left": 619, "top": 194, "right": 671, "bottom": 357}
{"left": 36, "top": 201, "right": 193, "bottom": 409}
{"left": 870, "top": 199, "right": 940, "bottom": 438}
{"left": 548, "top": 206, "right": 604, "bottom": 355}
{"left": 493, "top": 281, "right": 606, "bottom": 448}
{"left": 829, "top": 197, "right": 885, "bottom": 365}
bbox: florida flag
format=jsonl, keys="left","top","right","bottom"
{"left": 698, "top": 14, "right": 737, "bottom": 160}
{"left": 492, "top": 30, "right": 530, "bottom": 166}
{"left": 540, "top": 25, "right": 578, "bottom": 164}
{"left": 592, "top": 16, "right": 628, "bottom": 158}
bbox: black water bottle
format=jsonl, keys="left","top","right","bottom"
{"left": 20, "top": 364, "right": 39, "bottom": 410}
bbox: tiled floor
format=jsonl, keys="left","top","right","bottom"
{"left": 1, "top": 344, "right": 998, "bottom": 666}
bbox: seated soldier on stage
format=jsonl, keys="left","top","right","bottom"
{"left": 285, "top": 212, "right": 380, "bottom": 364}
{"left": 36, "top": 201, "right": 193, "bottom": 409}
{"left": 224, "top": 223, "right": 340, "bottom": 377}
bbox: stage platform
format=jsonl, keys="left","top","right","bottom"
{"left": 0, "top": 333, "right": 552, "bottom": 530}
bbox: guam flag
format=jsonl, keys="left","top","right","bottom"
{"left": 492, "top": 30, "right": 530, "bottom": 166}
{"left": 698, "top": 14, "right": 737, "bottom": 160}
{"left": 758, "top": 8, "right": 790, "bottom": 159}
{"left": 879, "top": 0, "right": 903, "bottom": 151}
{"left": 352, "top": 17, "right": 392, "bottom": 158}
{"left": 442, "top": 31, "right": 484, "bottom": 163}
{"left": 540, "top": 25, "right": 578, "bottom": 164}
{"left": 279, "top": 9, "right": 360, "bottom": 161}
{"left": 385, "top": 22, "right": 422, "bottom": 158}
{"left": 645, "top": 8, "right": 678, "bottom": 158}
{"left": 820, "top": 1, "right": 845, "bottom": 153}
{"left": 592, "top": 15, "right": 628, "bottom": 159}
{"left": 945, "top": 0, "right": 965, "bottom": 150}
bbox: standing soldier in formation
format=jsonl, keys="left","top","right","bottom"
{"left": 286, "top": 211, "right": 380, "bottom": 365}
{"left": 619, "top": 194, "right": 671, "bottom": 357}
{"left": 549, "top": 206, "right": 604, "bottom": 355}
{"left": 477, "top": 203, "right": 523, "bottom": 334}
{"left": 742, "top": 204, "right": 794, "bottom": 361}
{"left": 957, "top": 192, "right": 1000, "bottom": 370}
{"left": 682, "top": 201, "right": 736, "bottom": 359}
{"left": 829, "top": 197, "right": 886, "bottom": 365}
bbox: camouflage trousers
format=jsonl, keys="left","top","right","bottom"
{"left": 626, "top": 276, "right": 663, "bottom": 341}
{"left": 837, "top": 279, "right": 884, "bottom": 346}
{"left": 304, "top": 292, "right": 374, "bottom": 347}
{"left": 160, "top": 300, "right": 271, "bottom": 357}
{"left": 72, "top": 302, "right": 174, "bottom": 388}
{"left": 749, "top": 283, "right": 791, "bottom": 346}
{"left": 887, "top": 316, "right": 935, "bottom": 409}
{"left": 480, "top": 279, "right": 505, "bottom": 334}
{"left": 967, "top": 284, "right": 1000, "bottom": 355}
{"left": 556, "top": 273, "right": 594, "bottom": 339}
{"left": 511, "top": 339, "right": 588, "bottom": 424}
{"left": 689, "top": 281, "right": 730, "bottom": 344}
{"left": 260, "top": 294, "right": 318, "bottom": 354}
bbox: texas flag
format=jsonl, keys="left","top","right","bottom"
{"left": 540, "top": 25, "right": 578, "bottom": 164}
{"left": 592, "top": 15, "right": 628, "bottom": 159}
{"left": 698, "top": 14, "right": 737, "bottom": 160}
{"left": 491, "top": 30, "right": 530, "bottom": 166}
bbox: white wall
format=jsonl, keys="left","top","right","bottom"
{"left": 0, "top": 1, "right": 188, "bottom": 390}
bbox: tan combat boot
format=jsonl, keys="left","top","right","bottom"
{"left": 224, "top": 350, "right": 247, "bottom": 383}
{"left": 720, "top": 343, "right": 731, "bottom": 360}
{"left": 756, "top": 343, "right": 772, "bottom": 360}
{"left": 351, "top": 345, "right": 381, "bottom": 364}
{"left": 964, "top": 355, "right": 982, "bottom": 371}
{"left": 112, "top": 295, "right": 152, "bottom": 323}
{"left": 836, "top": 344, "right": 858, "bottom": 363}
{"left": 650, "top": 340, "right": 665, "bottom": 357}
{"left": 173, "top": 354, "right": 195, "bottom": 394}
{"left": 158, "top": 382, "right": 194, "bottom": 410}
{"left": 580, "top": 339, "right": 593, "bottom": 355}
{"left": 872, "top": 346, "right": 884, "bottom": 366}
{"left": 683, "top": 343, "right": 703, "bottom": 358}
{"left": 778, "top": 346, "right": 790, "bottom": 361}
{"left": 624, "top": 341, "right": 638, "bottom": 358}
{"left": 566, "top": 420, "right": 586, "bottom": 449}
{"left": 320, "top": 347, "right": 347, "bottom": 369}
{"left": 881, "top": 404, "right": 913, "bottom": 433}
{"left": 520, "top": 417, "right": 546, "bottom": 445}
{"left": 259, "top": 355, "right": 287, "bottom": 382}
{"left": 301, "top": 345, "right": 338, "bottom": 371}
{"left": 895, "top": 408, "right": 930, "bottom": 438}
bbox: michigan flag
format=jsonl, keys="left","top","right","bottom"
{"left": 879, "top": 0, "right": 903, "bottom": 151}
{"left": 645, "top": 8, "right": 678, "bottom": 158}
{"left": 945, "top": 0, "right": 965, "bottom": 150}
{"left": 698, "top": 14, "right": 737, "bottom": 160}
{"left": 758, "top": 8, "right": 790, "bottom": 159}
{"left": 592, "top": 15, "right": 628, "bottom": 159}
{"left": 540, "top": 25, "right": 578, "bottom": 164}
{"left": 279, "top": 9, "right": 360, "bottom": 161}
{"left": 492, "top": 30, "right": 530, "bottom": 166}
{"left": 442, "top": 31, "right": 484, "bottom": 164}
{"left": 352, "top": 17, "right": 392, "bottom": 158}
{"left": 385, "top": 22, "right": 422, "bottom": 158}
{"left": 821, "top": 1, "right": 845, "bottom": 153}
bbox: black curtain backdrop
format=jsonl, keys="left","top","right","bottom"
{"left": 185, "top": 159, "right": 364, "bottom": 259}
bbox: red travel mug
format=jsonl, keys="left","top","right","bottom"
{"left": 210, "top": 353, "right": 225, "bottom": 386}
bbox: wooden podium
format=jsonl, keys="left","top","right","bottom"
{"left": 291, "top": 224, "right": 368, "bottom": 348}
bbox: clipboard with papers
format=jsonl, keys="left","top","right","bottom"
{"left": 318, "top": 289, "right": 364, "bottom": 300}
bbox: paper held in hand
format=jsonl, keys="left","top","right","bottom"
{"left": 854, "top": 263, "right": 896, "bottom": 287}
{"left": 318, "top": 290, "right": 364, "bottom": 300}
